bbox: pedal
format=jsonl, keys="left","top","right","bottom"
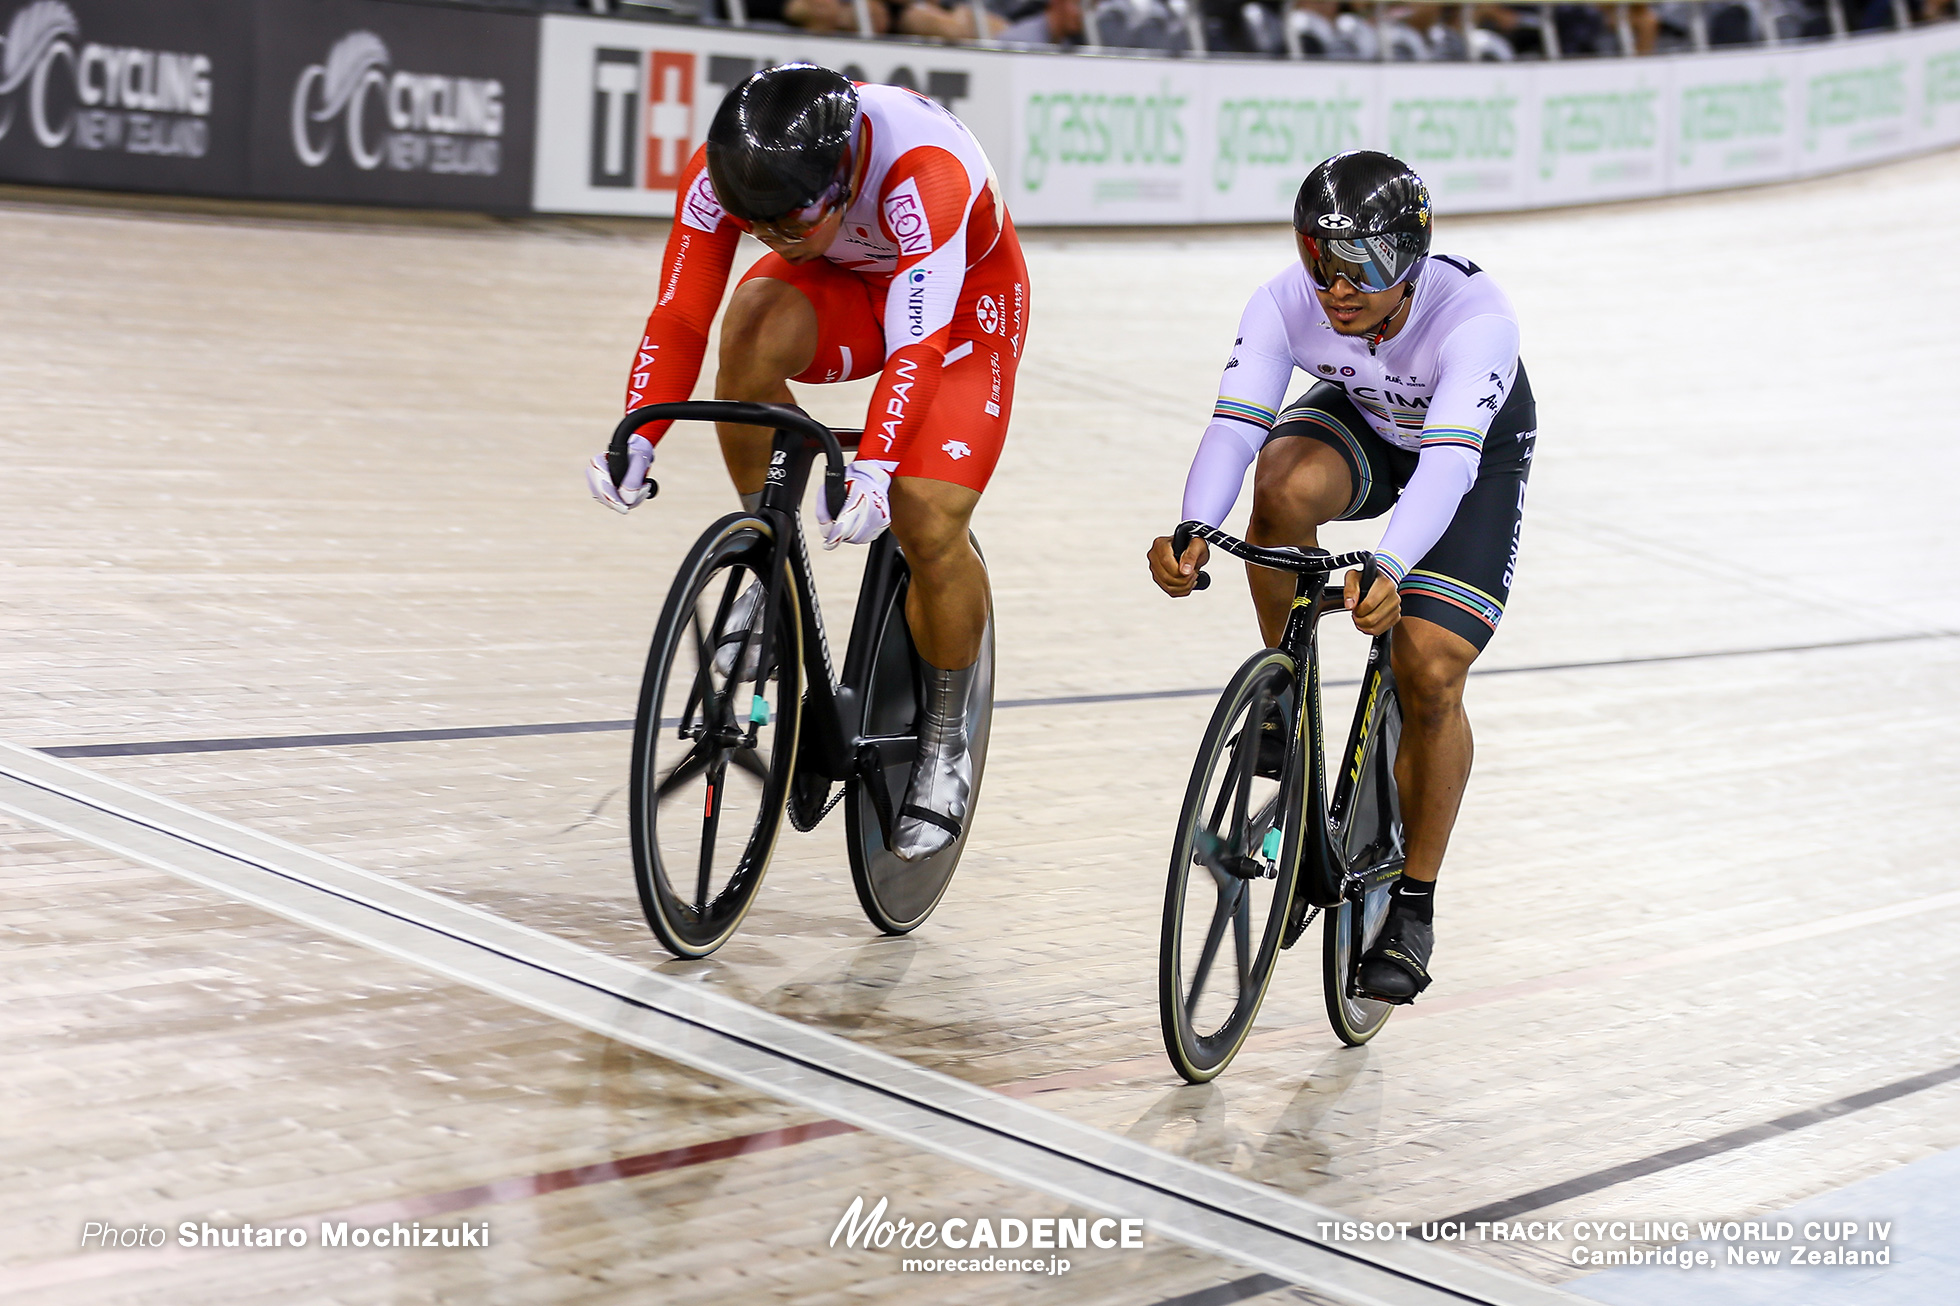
{"left": 854, "top": 742, "right": 898, "bottom": 848}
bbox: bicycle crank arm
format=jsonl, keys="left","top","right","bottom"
{"left": 853, "top": 742, "right": 901, "bottom": 850}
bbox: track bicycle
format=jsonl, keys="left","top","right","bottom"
{"left": 1158, "top": 520, "right": 1407, "bottom": 1083}
{"left": 607, "top": 401, "right": 994, "bottom": 959}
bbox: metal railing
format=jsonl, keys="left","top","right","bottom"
{"left": 665, "top": 0, "right": 1946, "bottom": 58}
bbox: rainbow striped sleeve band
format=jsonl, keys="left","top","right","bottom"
{"left": 1373, "top": 551, "right": 1411, "bottom": 587}
{"left": 1402, "top": 569, "right": 1506, "bottom": 633}
{"left": 1213, "top": 397, "right": 1279, "bottom": 430}
{"left": 1420, "top": 425, "right": 1485, "bottom": 453}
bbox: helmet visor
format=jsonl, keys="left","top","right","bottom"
{"left": 1302, "top": 234, "right": 1422, "bottom": 294}
{"left": 749, "top": 174, "right": 851, "bottom": 242}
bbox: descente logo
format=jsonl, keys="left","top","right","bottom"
{"left": 0, "top": 1, "right": 213, "bottom": 157}
{"left": 290, "top": 31, "right": 503, "bottom": 175}
{"left": 830, "top": 1195, "right": 1145, "bottom": 1252}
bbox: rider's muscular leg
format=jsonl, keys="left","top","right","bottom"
{"left": 1246, "top": 438, "right": 1354, "bottom": 646}
{"left": 889, "top": 477, "right": 987, "bottom": 670}
{"left": 1389, "top": 617, "right": 1479, "bottom": 884}
{"left": 714, "top": 278, "right": 820, "bottom": 496}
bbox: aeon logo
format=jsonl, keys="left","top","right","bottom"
{"left": 291, "top": 31, "right": 503, "bottom": 175}
{"left": 0, "top": 1, "right": 212, "bottom": 156}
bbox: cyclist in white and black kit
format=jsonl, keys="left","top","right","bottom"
{"left": 1148, "top": 150, "right": 1537, "bottom": 1004}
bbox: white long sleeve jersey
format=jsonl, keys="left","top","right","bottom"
{"left": 1181, "top": 254, "right": 1524, "bottom": 586}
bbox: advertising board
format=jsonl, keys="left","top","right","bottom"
{"left": 0, "top": 0, "right": 252, "bottom": 195}
{"left": 251, "top": 0, "right": 536, "bottom": 210}
{"left": 1198, "top": 61, "right": 1378, "bottom": 223}
{"left": 1008, "top": 50, "right": 1206, "bottom": 224}
{"left": 1668, "top": 47, "right": 1798, "bottom": 193}
{"left": 532, "top": 15, "right": 1004, "bottom": 218}
{"left": 1531, "top": 55, "right": 1669, "bottom": 206}
{"left": 1381, "top": 61, "right": 1533, "bottom": 215}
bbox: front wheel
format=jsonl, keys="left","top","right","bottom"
{"left": 629, "top": 516, "right": 803, "bottom": 959}
{"left": 1159, "top": 650, "right": 1301, "bottom": 1084}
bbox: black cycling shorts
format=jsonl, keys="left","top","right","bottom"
{"left": 1266, "top": 364, "right": 1536, "bottom": 652}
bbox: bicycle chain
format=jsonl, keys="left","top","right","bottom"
{"left": 789, "top": 783, "right": 847, "bottom": 833}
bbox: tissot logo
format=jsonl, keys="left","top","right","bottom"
{"left": 0, "top": 1, "right": 213, "bottom": 157}
{"left": 290, "top": 31, "right": 504, "bottom": 175}
{"left": 588, "top": 46, "right": 692, "bottom": 191}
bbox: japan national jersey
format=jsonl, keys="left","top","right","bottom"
{"left": 624, "top": 84, "right": 1005, "bottom": 464}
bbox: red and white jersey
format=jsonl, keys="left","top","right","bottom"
{"left": 624, "top": 83, "right": 1005, "bottom": 457}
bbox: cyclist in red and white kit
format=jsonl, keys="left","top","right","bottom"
{"left": 586, "top": 63, "right": 1027, "bottom": 863}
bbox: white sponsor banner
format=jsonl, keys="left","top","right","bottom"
{"left": 1198, "top": 62, "right": 1380, "bottom": 223}
{"left": 1667, "top": 48, "right": 1799, "bottom": 193}
{"left": 1531, "top": 57, "right": 1669, "bottom": 206}
{"left": 533, "top": 18, "right": 1960, "bottom": 223}
{"left": 1008, "top": 50, "right": 1207, "bottom": 225}
{"left": 1916, "top": 25, "right": 1960, "bottom": 148}
{"left": 533, "top": 15, "right": 1005, "bottom": 216}
{"left": 1380, "top": 62, "right": 1534, "bottom": 215}
{"left": 1796, "top": 32, "right": 1918, "bottom": 176}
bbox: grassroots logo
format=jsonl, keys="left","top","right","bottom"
{"left": 1211, "top": 95, "right": 1361, "bottom": 192}
{"left": 1021, "top": 81, "right": 1187, "bottom": 193}
{"left": 0, "top": 0, "right": 212, "bottom": 157}
{"left": 1387, "top": 95, "right": 1516, "bottom": 165}
{"left": 290, "top": 31, "right": 503, "bottom": 175}
{"left": 1539, "top": 89, "right": 1659, "bottom": 178}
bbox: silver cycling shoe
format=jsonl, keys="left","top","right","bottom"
{"left": 711, "top": 582, "right": 765, "bottom": 681}
{"left": 892, "top": 661, "right": 976, "bottom": 862}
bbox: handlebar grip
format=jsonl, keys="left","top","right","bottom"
{"left": 1171, "top": 522, "right": 1210, "bottom": 592}
{"left": 1349, "top": 554, "right": 1380, "bottom": 611}
{"left": 823, "top": 465, "right": 847, "bottom": 521}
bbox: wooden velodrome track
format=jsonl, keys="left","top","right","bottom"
{"left": 3, "top": 147, "right": 1958, "bottom": 1305}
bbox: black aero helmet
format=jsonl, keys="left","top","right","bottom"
{"left": 705, "top": 63, "right": 859, "bottom": 224}
{"left": 1293, "top": 151, "right": 1432, "bottom": 293}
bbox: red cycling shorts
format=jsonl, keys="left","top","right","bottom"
{"left": 736, "top": 219, "right": 1028, "bottom": 493}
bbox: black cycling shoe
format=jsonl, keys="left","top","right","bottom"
{"left": 1357, "top": 907, "right": 1434, "bottom": 1004}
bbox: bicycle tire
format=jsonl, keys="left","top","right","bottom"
{"left": 1160, "top": 650, "right": 1301, "bottom": 1084}
{"left": 630, "top": 515, "right": 803, "bottom": 959}
{"left": 1324, "top": 672, "right": 1404, "bottom": 1045}
{"left": 845, "top": 539, "right": 994, "bottom": 934}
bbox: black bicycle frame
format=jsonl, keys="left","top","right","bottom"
{"left": 613, "top": 402, "right": 917, "bottom": 838}
{"left": 1171, "top": 520, "right": 1383, "bottom": 909}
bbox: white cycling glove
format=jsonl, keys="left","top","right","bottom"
{"left": 585, "top": 434, "right": 654, "bottom": 514}
{"left": 816, "top": 460, "right": 895, "bottom": 550}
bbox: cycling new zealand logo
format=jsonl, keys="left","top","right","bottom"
{"left": 290, "top": 31, "right": 505, "bottom": 176}
{"left": 0, "top": 1, "right": 214, "bottom": 158}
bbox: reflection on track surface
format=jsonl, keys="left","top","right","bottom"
{"left": 2, "top": 149, "right": 1959, "bottom": 1303}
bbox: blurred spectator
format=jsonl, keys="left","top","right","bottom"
{"left": 1000, "top": 0, "right": 1088, "bottom": 44}
{"left": 713, "top": 0, "right": 893, "bottom": 30}
{"left": 895, "top": 0, "right": 1008, "bottom": 38}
